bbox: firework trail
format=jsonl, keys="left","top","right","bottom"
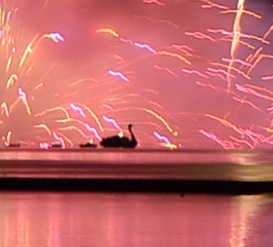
{"left": 227, "top": 0, "right": 245, "bottom": 92}
{"left": 0, "top": 0, "right": 273, "bottom": 149}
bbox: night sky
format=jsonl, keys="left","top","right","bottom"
{"left": 1, "top": 0, "right": 273, "bottom": 149}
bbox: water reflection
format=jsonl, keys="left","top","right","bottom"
{"left": 0, "top": 192, "right": 272, "bottom": 247}
{"left": 230, "top": 195, "right": 273, "bottom": 247}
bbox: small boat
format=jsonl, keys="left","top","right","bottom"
{"left": 79, "top": 142, "right": 97, "bottom": 148}
{"left": 6, "top": 143, "right": 21, "bottom": 148}
{"left": 50, "top": 142, "right": 62, "bottom": 148}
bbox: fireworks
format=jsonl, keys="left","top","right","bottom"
{"left": 0, "top": 0, "right": 273, "bottom": 149}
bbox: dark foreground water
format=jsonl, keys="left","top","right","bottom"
{"left": 0, "top": 192, "right": 273, "bottom": 247}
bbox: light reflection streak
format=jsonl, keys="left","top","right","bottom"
{"left": 153, "top": 131, "right": 177, "bottom": 149}
{"left": 52, "top": 132, "right": 65, "bottom": 148}
{"left": 142, "top": 0, "right": 165, "bottom": 7}
{"left": 18, "top": 88, "right": 31, "bottom": 115}
{"left": 70, "top": 103, "right": 87, "bottom": 118}
{"left": 108, "top": 70, "right": 130, "bottom": 83}
{"left": 201, "top": 1, "right": 229, "bottom": 10}
{"left": 102, "top": 115, "right": 122, "bottom": 132}
{"left": 229, "top": 195, "right": 272, "bottom": 247}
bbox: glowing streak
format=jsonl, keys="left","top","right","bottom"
{"left": 154, "top": 65, "right": 179, "bottom": 77}
{"left": 6, "top": 10, "right": 12, "bottom": 22}
{"left": 267, "top": 105, "right": 273, "bottom": 113}
{"left": 19, "top": 44, "right": 32, "bottom": 68}
{"left": 70, "top": 103, "right": 87, "bottom": 118}
{"left": 68, "top": 77, "right": 97, "bottom": 87}
{"left": 134, "top": 41, "right": 157, "bottom": 54}
{"left": 35, "top": 106, "right": 70, "bottom": 119}
{"left": 76, "top": 104, "right": 104, "bottom": 131}
{"left": 19, "top": 32, "right": 64, "bottom": 69}
{"left": 172, "top": 44, "right": 194, "bottom": 52}
{"left": 201, "top": 1, "right": 229, "bottom": 10}
{"left": 153, "top": 131, "right": 177, "bottom": 149}
{"left": 247, "top": 54, "right": 273, "bottom": 75}
{"left": 221, "top": 9, "right": 262, "bottom": 19}
{"left": 84, "top": 124, "right": 102, "bottom": 141}
{"left": 52, "top": 132, "right": 65, "bottom": 148}
{"left": 160, "top": 143, "right": 179, "bottom": 149}
{"left": 119, "top": 37, "right": 158, "bottom": 55}
{"left": 143, "top": 0, "right": 165, "bottom": 6}
{"left": 158, "top": 51, "right": 191, "bottom": 65}
{"left": 182, "top": 69, "right": 208, "bottom": 78}
{"left": 108, "top": 70, "right": 129, "bottom": 82}
{"left": 243, "top": 129, "right": 264, "bottom": 144}
{"left": 102, "top": 115, "right": 122, "bottom": 131}
{"left": 26, "top": 66, "right": 33, "bottom": 76}
{"left": 212, "top": 62, "right": 251, "bottom": 80}
{"left": 232, "top": 96, "right": 262, "bottom": 112}
{"left": 240, "top": 34, "right": 268, "bottom": 44}
{"left": 43, "top": 32, "right": 64, "bottom": 43}
{"left": 135, "top": 15, "right": 179, "bottom": 29}
{"left": 115, "top": 55, "right": 127, "bottom": 65}
{"left": 33, "top": 82, "right": 44, "bottom": 91}
{"left": 262, "top": 75, "right": 273, "bottom": 81}
{"left": 245, "top": 47, "right": 263, "bottom": 65}
{"left": 205, "top": 71, "right": 227, "bottom": 81}
{"left": 207, "top": 29, "right": 257, "bottom": 49}
{"left": 227, "top": 0, "right": 245, "bottom": 91}
{"left": 222, "top": 57, "right": 251, "bottom": 67}
{"left": 8, "top": 98, "right": 20, "bottom": 114}
{"left": 262, "top": 134, "right": 273, "bottom": 145}
{"left": 263, "top": 25, "right": 273, "bottom": 39}
{"left": 205, "top": 114, "right": 244, "bottom": 135}
{"left": 4, "top": 131, "right": 12, "bottom": 146}
{"left": 246, "top": 84, "right": 273, "bottom": 97}
{"left": 103, "top": 104, "right": 114, "bottom": 110}
{"left": 196, "top": 81, "right": 222, "bottom": 92}
{"left": 96, "top": 28, "right": 120, "bottom": 37}
{"left": 229, "top": 136, "right": 254, "bottom": 149}
{"left": 235, "top": 84, "right": 273, "bottom": 102}
{"left": 6, "top": 55, "right": 12, "bottom": 73}
{"left": 1, "top": 102, "right": 9, "bottom": 117}
{"left": 260, "top": 128, "right": 273, "bottom": 140}
{"left": 207, "top": 68, "right": 235, "bottom": 80}
{"left": 59, "top": 126, "right": 89, "bottom": 139}
{"left": 40, "top": 142, "right": 51, "bottom": 149}
{"left": 145, "top": 109, "right": 177, "bottom": 136}
{"left": 60, "top": 133, "right": 74, "bottom": 148}
{"left": 171, "top": 45, "right": 195, "bottom": 58}
{"left": 18, "top": 88, "right": 31, "bottom": 115}
{"left": 185, "top": 31, "right": 216, "bottom": 42}
{"left": 6, "top": 73, "right": 18, "bottom": 88}
{"left": 207, "top": 68, "right": 235, "bottom": 78}
{"left": 55, "top": 118, "right": 102, "bottom": 141}
{"left": 154, "top": 131, "right": 170, "bottom": 144}
{"left": 207, "top": 28, "right": 233, "bottom": 37}
{"left": 199, "top": 129, "right": 236, "bottom": 149}
{"left": 234, "top": 40, "right": 255, "bottom": 50}
{"left": 34, "top": 124, "right": 52, "bottom": 135}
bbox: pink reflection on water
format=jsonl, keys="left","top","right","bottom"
{"left": 0, "top": 193, "right": 272, "bottom": 247}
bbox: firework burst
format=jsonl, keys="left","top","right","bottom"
{"left": 0, "top": 0, "right": 273, "bottom": 149}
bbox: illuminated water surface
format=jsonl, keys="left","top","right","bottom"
{"left": 0, "top": 192, "right": 272, "bottom": 246}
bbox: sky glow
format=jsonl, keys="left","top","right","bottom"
{"left": 0, "top": 0, "right": 273, "bottom": 149}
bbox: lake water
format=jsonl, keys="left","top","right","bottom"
{"left": 0, "top": 192, "right": 272, "bottom": 247}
